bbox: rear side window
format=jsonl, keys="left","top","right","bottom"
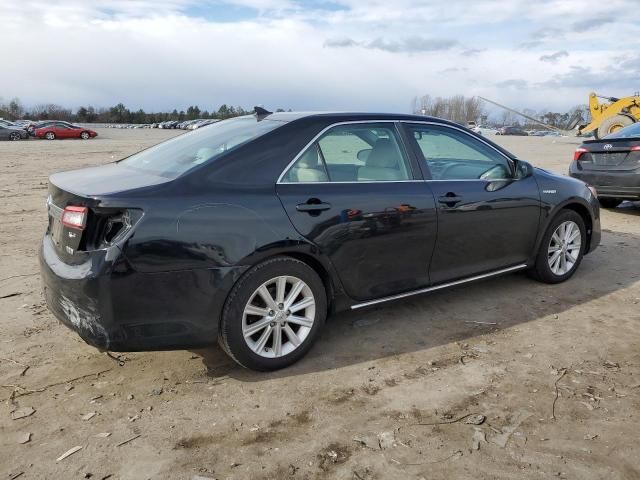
{"left": 282, "top": 123, "right": 411, "bottom": 182}
{"left": 408, "top": 124, "right": 512, "bottom": 181}
{"left": 604, "top": 122, "right": 640, "bottom": 139}
{"left": 120, "top": 116, "right": 283, "bottom": 178}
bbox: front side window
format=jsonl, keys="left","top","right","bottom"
{"left": 283, "top": 123, "right": 411, "bottom": 182}
{"left": 120, "top": 115, "right": 283, "bottom": 178}
{"left": 408, "top": 124, "right": 512, "bottom": 180}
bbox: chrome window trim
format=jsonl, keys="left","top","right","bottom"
{"left": 351, "top": 263, "right": 528, "bottom": 310}
{"left": 277, "top": 180, "right": 425, "bottom": 185}
{"left": 276, "top": 119, "right": 518, "bottom": 185}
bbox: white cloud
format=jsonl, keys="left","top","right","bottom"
{"left": 1, "top": 0, "right": 639, "bottom": 113}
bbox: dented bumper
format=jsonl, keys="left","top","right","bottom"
{"left": 40, "top": 236, "right": 127, "bottom": 350}
{"left": 39, "top": 235, "right": 245, "bottom": 352}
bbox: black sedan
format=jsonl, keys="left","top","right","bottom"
{"left": 496, "top": 126, "right": 528, "bottom": 136}
{"left": 570, "top": 122, "right": 640, "bottom": 208}
{"left": 40, "top": 111, "right": 600, "bottom": 371}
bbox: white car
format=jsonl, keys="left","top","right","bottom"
{"left": 467, "top": 121, "right": 483, "bottom": 135}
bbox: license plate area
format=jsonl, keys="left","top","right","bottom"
{"left": 592, "top": 152, "right": 627, "bottom": 166}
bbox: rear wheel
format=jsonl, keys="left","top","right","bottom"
{"left": 529, "top": 210, "right": 586, "bottom": 284}
{"left": 218, "top": 257, "right": 327, "bottom": 371}
{"left": 80, "top": 131, "right": 90, "bottom": 140}
{"left": 9, "top": 132, "right": 21, "bottom": 141}
{"left": 598, "top": 197, "right": 622, "bottom": 209}
{"left": 45, "top": 132, "right": 56, "bottom": 140}
{"left": 596, "top": 115, "right": 634, "bottom": 139}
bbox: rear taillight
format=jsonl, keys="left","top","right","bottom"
{"left": 61, "top": 206, "right": 88, "bottom": 230}
{"left": 574, "top": 147, "right": 588, "bottom": 161}
{"left": 631, "top": 146, "right": 640, "bottom": 152}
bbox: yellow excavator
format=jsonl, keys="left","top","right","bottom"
{"left": 578, "top": 92, "right": 640, "bottom": 139}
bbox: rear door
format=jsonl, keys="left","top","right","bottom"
{"left": 276, "top": 122, "right": 437, "bottom": 301}
{"left": 402, "top": 122, "right": 541, "bottom": 284}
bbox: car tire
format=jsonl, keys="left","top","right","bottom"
{"left": 9, "top": 132, "right": 20, "bottom": 141}
{"left": 598, "top": 197, "right": 622, "bottom": 209}
{"left": 218, "top": 256, "right": 327, "bottom": 371}
{"left": 596, "top": 115, "right": 634, "bottom": 139}
{"left": 80, "top": 131, "right": 90, "bottom": 140}
{"left": 528, "top": 210, "right": 586, "bottom": 284}
{"left": 45, "top": 132, "right": 56, "bottom": 140}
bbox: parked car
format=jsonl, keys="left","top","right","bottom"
{"left": 193, "top": 119, "right": 219, "bottom": 129}
{"left": 0, "top": 119, "right": 24, "bottom": 130}
{"left": 40, "top": 111, "right": 600, "bottom": 371}
{"left": 0, "top": 124, "right": 29, "bottom": 140}
{"left": 569, "top": 122, "right": 640, "bottom": 208}
{"left": 35, "top": 122, "right": 97, "bottom": 140}
{"left": 466, "top": 121, "right": 482, "bottom": 135}
{"left": 28, "top": 120, "right": 61, "bottom": 135}
{"left": 496, "top": 126, "right": 529, "bottom": 136}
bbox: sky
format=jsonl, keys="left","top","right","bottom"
{"left": 1, "top": 0, "right": 638, "bottom": 114}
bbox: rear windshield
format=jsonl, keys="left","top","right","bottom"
{"left": 604, "top": 122, "right": 640, "bottom": 139}
{"left": 120, "top": 116, "right": 284, "bottom": 178}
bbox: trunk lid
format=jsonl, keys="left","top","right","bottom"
{"left": 578, "top": 138, "right": 640, "bottom": 171}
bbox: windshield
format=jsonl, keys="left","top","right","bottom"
{"left": 604, "top": 122, "right": 640, "bottom": 139}
{"left": 120, "top": 116, "right": 283, "bottom": 178}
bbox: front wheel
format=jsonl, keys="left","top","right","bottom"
{"left": 45, "top": 132, "right": 56, "bottom": 140}
{"left": 529, "top": 210, "right": 586, "bottom": 284}
{"left": 218, "top": 257, "right": 327, "bottom": 371}
{"left": 80, "top": 131, "right": 90, "bottom": 140}
{"left": 9, "top": 132, "right": 21, "bottom": 141}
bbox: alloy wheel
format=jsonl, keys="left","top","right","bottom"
{"left": 9, "top": 132, "right": 20, "bottom": 141}
{"left": 242, "top": 275, "right": 315, "bottom": 358}
{"left": 45, "top": 132, "right": 55, "bottom": 140}
{"left": 547, "top": 220, "right": 581, "bottom": 275}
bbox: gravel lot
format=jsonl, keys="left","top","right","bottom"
{"left": 1, "top": 128, "right": 639, "bottom": 480}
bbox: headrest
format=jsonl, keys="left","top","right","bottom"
{"left": 297, "top": 146, "right": 320, "bottom": 168}
{"left": 366, "top": 138, "right": 398, "bottom": 168}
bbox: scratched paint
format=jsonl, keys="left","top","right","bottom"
{"left": 59, "top": 294, "right": 108, "bottom": 345}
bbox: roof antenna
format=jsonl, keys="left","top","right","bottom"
{"left": 253, "top": 106, "right": 272, "bottom": 120}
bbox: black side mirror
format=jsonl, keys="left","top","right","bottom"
{"left": 514, "top": 160, "right": 532, "bottom": 179}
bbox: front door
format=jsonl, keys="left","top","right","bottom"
{"left": 55, "top": 123, "right": 72, "bottom": 138}
{"left": 277, "top": 122, "right": 437, "bottom": 301}
{"left": 402, "top": 122, "right": 542, "bottom": 284}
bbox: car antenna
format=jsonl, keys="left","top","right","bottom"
{"left": 253, "top": 106, "right": 272, "bottom": 120}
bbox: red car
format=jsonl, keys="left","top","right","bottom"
{"left": 35, "top": 122, "right": 98, "bottom": 140}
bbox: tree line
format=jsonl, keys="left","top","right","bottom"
{"left": 0, "top": 97, "right": 289, "bottom": 124}
{"left": 1, "top": 94, "right": 588, "bottom": 129}
{"left": 411, "top": 94, "right": 588, "bottom": 129}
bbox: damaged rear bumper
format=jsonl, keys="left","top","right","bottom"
{"left": 39, "top": 235, "right": 244, "bottom": 352}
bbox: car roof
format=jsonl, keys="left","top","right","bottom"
{"left": 264, "top": 111, "right": 464, "bottom": 126}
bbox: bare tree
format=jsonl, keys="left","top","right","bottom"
{"left": 413, "top": 94, "right": 485, "bottom": 125}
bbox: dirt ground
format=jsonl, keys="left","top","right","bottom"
{"left": 1, "top": 128, "right": 639, "bottom": 480}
